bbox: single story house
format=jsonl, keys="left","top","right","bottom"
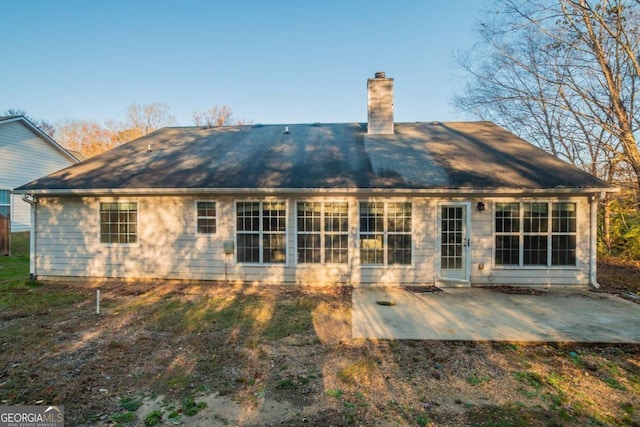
{"left": 1, "top": 116, "right": 79, "bottom": 254}
{"left": 15, "top": 73, "right": 616, "bottom": 287}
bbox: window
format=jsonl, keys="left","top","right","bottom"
{"left": 495, "top": 202, "right": 576, "bottom": 266}
{"left": 0, "top": 190, "right": 9, "bottom": 218}
{"left": 296, "top": 201, "right": 348, "bottom": 264}
{"left": 237, "top": 202, "right": 260, "bottom": 263}
{"left": 297, "top": 202, "right": 321, "bottom": 263}
{"left": 495, "top": 202, "right": 519, "bottom": 265}
{"left": 100, "top": 202, "right": 138, "bottom": 244}
{"left": 388, "top": 202, "right": 412, "bottom": 264}
{"left": 523, "top": 203, "right": 548, "bottom": 265}
{"left": 236, "top": 201, "right": 286, "bottom": 264}
{"left": 360, "top": 202, "right": 384, "bottom": 264}
{"left": 359, "top": 201, "right": 411, "bottom": 265}
{"left": 325, "top": 202, "right": 349, "bottom": 263}
{"left": 196, "top": 201, "right": 217, "bottom": 234}
{"left": 552, "top": 202, "right": 577, "bottom": 265}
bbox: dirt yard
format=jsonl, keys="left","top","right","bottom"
{"left": 0, "top": 245, "right": 639, "bottom": 426}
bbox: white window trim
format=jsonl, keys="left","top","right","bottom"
{"left": 492, "top": 201, "right": 578, "bottom": 269}
{"left": 195, "top": 200, "right": 217, "bottom": 235}
{"left": 98, "top": 201, "right": 140, "bottom": 247}
{"left": 295, "top": 200, "right": 350, "bottom": 265}
{"left": 97, "top": 200, "right": 140, "bottom": 247}
{"left": 357, "top": 199, "right": 414, "bottom": 268}
{"left": 235, "top": 200, "right": 288, "bottom": 265}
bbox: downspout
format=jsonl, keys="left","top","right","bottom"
{"left": 589, "top": 194, "right": 600, "bottom": 289}
{"left": 21, "top": 194, "right": 37, "bottom": 280}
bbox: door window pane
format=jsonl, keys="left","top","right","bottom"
{"left": 441, "top": 206, "right": 463, "bottom": 270}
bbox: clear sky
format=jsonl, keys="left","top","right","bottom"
{"left": 1, "top": 0, "right": 489, "bottom": 127}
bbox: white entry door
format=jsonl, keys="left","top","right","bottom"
{"left": 439, "top": 204, "right": 470, "bottom": 283}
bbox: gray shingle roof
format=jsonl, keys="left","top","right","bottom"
{"left": 15, "top": 121, "right": 611, "bottom": 193}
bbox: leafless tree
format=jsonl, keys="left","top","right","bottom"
{"left": 126, "top": 102, "right": 176, "bottom": 136}
{"left": 3, "top": 108, "right": 56, "bottom": 137}
{"left": 455, "top": 0, "right": 640, "bottom": 207}
{"left": 193, "top": 105, "right": 252, "bottom": 127}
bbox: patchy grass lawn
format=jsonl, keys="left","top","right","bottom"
{"left": 0, "top": 240, "right": 639, "bottom": 426}
{"left": 0, "top": 232, "right": 29, "bottom": 283}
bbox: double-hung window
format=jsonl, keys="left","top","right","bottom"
{"left": 236, "top": 201, "right": 286, "bottom": 264}
{"left": 495, "top": 203, "right": 519, "bottom": 265}
{"left": 296, "top": 201, "right": 348, "bottom": 264}
{"left": 523, "top": 202, "right": 548, "bottom": 265}
{"left": 100, "top": 202, "right": 138, "bottom": 244}
{"left": 196, "top": 201, "right": 217, "bottom": 234}
{"left": 297, "top": 202, "right": 321, "bottom": 263}
{"left": 551, "top": 202, "right": 577, "bottom": 265}
{"left": 495, "top": 202, "right": 576, "bottom": 266}
{"left": 359, "top": 201, "right": 411, "bottom": 265}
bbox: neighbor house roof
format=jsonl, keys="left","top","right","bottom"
{"left": 0, "top": 115, "right": 80, "bottom": 164}
{"left": 14, "top": 121, "right": 613, "bottom": 195}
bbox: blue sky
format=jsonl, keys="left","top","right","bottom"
{"left": 1, "top": 1, "right": 489, "bottom": 126}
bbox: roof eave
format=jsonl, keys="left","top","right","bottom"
{"left": 12, "top": 186, "right": 620, "bottom": 197}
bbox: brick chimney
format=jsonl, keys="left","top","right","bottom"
{"left": 367, "top": 72, "right": 394, "bottom": 134}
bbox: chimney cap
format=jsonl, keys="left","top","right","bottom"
{"left": 374, "top": 71, "right": 386, "bottom": 79}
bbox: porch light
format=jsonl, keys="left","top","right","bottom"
{"left": 477, "top": 202, "right": 485, "bottom": 212}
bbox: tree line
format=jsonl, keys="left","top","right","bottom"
{"left": 455, "top": 0, "right": 640, "bottom": 259}
{"left": 4, "top": 103, "right": 250, "bottom": 159}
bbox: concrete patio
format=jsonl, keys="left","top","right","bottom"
{"left": 352, "top": 287, "right": 640, "bottom": 343}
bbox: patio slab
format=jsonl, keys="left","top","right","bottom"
{"left": 352, "top": 287, "right": 640, "bottom": 342}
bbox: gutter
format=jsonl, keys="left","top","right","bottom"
{"left": 12, "top": 186, "right": 620, "bottom": 198}
{"left": 21, "top": 194, "right": 37, "bottom": 280}
{"left": 589, "top": 194, "right": 601, "bottom": 289}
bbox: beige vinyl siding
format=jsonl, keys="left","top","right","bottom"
{"left": 33, "top": 194, "right": 594, "bottom": 286}
{"left": 36, "top": 196, "right": 226, "bottom": 280}
{"left": 0, "top": 121, "right": 76, "bottom": 230}
{"left": 35, "top": 196, "right": 291, "bottom": 283}
{"left": 34, "top": 196, "right": 438, "bottom": 285}
{"left": 469, "top": 197, "right": 494, "bottom": 283}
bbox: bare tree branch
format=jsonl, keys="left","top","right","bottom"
{"left": 455, "top": 0, "right": 640, "bottom": 201}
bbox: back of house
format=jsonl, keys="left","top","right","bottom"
{"left": 14, "top": 74, "right": 616, "bottom": 287}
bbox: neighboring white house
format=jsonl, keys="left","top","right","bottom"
{"left": 15, "top": 73, "right": 617, "bottom": 287}
{"left": 0, "top": 116, "right": 79, "bottom": 232}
